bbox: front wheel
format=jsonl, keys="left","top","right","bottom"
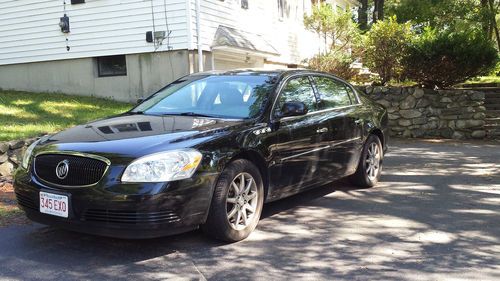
{"left": 202, "top": 159, "right": 264, "bottom": 242}
{"left": 350, "top": 134, "right": 383, "bottom": 187}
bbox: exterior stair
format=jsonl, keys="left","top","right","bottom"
{"left": 458, "top": 84, "right": 500, "bottom": 139}
{"left": 484, "top": 89, "right": 500, "bottom": 138}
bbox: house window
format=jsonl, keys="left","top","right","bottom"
{"left": 97, "top": 55, "right": 127, "bottom": 77}
{"left": 241, "top": 0, "right": 248, "bottom": 9}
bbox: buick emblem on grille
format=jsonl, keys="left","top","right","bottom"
{"left": 55, "top": 160, "right": 70, "bottom": 179}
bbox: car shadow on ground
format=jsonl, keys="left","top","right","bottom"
{"left": 1, "top": 140, "right": 499, "bottom": 280}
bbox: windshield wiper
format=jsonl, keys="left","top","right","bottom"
{"left": 169, "top": 112, "right": 222, "bottom": 118}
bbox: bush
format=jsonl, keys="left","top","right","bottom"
{"left": 403, "top": 29, "right": 499, "bottom": 88}
{"left": 307, "top": 52, "right": 358, "bottom": 80}
{"left": 363, "top": 16, "right": 413, "bottom": 84}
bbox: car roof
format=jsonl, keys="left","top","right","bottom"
{"left": 192, "top": 68, "right": 345, "bottom": 82}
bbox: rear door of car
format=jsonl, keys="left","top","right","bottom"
{"left": 311, "top": 75, "right": 364, "bottom": 181}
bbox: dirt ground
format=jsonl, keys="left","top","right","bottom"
{"left": 0, "top": 180, "right": 30, "bottom": 227}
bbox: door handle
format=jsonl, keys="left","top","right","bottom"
{"left": 316, "top": 127, "right": 329, "bottom": 133}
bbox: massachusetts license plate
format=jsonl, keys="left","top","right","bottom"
{"left": 39, "top": 191, "right": 69, "bottom": 218}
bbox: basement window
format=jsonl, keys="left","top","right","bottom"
{"left": 97, "top": 55, "right": 127, "bottom": 77}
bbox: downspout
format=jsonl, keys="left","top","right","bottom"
{"left": 195, "top": 0, "right": 203, "bottom": 72}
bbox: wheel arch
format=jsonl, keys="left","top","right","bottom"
{"left": 369, "top": 128, "right": 385, "bottom": 149}
{"left": 228, "top": 150, "right": 270, "bottom": 200}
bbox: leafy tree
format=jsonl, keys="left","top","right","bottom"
{"left": 363, "top": 16, "right": 413, "bottom": 84}
{"left": 304, "top": 3, "right": 361, "bottom": 80}
{"left": 304, "top": 3, "right": 361, "bottom": 53}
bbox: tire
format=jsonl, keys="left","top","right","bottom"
{"left": 350, "top": 134, "right": 383, "bottom": 188}
{"left": 202, "top": 159, "right": 264, "bottom": 242}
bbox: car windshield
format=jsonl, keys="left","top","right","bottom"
{"left": 132, "top": 75, "right": 276, "bottom": 119}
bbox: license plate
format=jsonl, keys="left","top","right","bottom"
{"left": 40, "top": 191, "right": 69, "bottom": 218}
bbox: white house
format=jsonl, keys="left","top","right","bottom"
{"left": 0, "top": 0, "right": 359, "bottom": 102}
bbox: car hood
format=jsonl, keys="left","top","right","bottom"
{"left": 36, "top": 114, "right": 247, "bottom": 159}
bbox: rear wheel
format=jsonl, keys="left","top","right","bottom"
{"left": 350, "top": 134, "right": 383, "bottom": 187}
{"left": 202, "top": 159, "right": 264, "bottom": 242}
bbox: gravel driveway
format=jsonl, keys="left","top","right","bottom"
{"left": 0, "top": 139, "right": 499, "bottom": 281}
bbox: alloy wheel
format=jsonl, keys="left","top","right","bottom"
{"left": 226, "top": 172, "right": 258, "bottom": 230}
{"left": 366, "top": 142, "right": 381, "bottom": 180}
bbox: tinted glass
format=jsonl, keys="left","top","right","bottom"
{"left": 314, "top": 76, "right": 352, "bottom": 109}
{"left": 132, "top": 75, "right": 275, "bottom": 119}
{"left": 276, "top": 76, "right": 317, "bottom": 116}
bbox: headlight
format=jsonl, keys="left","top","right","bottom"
{"left": 21, "top": 139, "right": 40, "bottom": 169}
{"left": 121, "top": 149, "right": 202, "bottom": 183}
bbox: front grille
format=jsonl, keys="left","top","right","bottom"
{"left": 15, "top": 192, "right": 37, "bottom": 211}
{"left": 34, "top": 154, "right": 108, "bottom": 187}
{"left": 82, "top": 209, "right": 180, "bottom": 224}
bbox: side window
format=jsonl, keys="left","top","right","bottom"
{"left": 345, "top": 86, "right": 359, "bottom": 104}
{"left": 314, "top": 76, "right": 352, "bottom": 109}
{"left": 276, "top": 76, "right": 317, "bottom": 116}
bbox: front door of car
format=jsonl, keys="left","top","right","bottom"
{"left": 311, "top": 75, "right": 364, "bottom": 181}
{"left": 267, "top": 75, "right": 323, "bottom": 199}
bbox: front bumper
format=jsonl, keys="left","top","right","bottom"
{"left": 13, "top": 167, "right": 218, "bottom": 239}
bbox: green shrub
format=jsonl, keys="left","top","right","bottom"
{"left": 403, "top": 29, "right": 499, "bottom": 88}
{"left": 363, "top": 16, "right": 414, "bottom": 84}
{"left": 307, "top": 51, "right": 358, "bottom": 80}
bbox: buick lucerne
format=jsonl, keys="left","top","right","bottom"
{"left": 14, "top": 70, "right": 388, "bottom": 242}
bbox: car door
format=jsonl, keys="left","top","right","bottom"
{"left": 311, "top": 75, "right": 364, "bottom": 181}
{"left": 267, "top": 75, "right": 323, "bottom": 198}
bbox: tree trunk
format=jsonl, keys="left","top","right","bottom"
{"left": 377, "top": 0, "right": 385, "bottom": 21}
{"left": 373, "top": 0, "right": 379, "bottom": 23}
{"left": 481, "top": 0, "right": 491, "bottom": 35}
{"left": 373, "top": 0, "right": 385, "bottom": 23}
{"left": 358, "top": 0, "right": 368, "bottom": 30}
{"left": 488, "top": 0, "right": 500, "bottom": 51}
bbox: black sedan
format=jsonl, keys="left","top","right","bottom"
{"left": 14, "top": 70, "right": 388, "bottom": 242}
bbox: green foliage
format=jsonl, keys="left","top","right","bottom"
{"left": 363, "top": 16, "right": 413, "bottom": 84}
{"left": 0, "top": 91, "right": 132, "bottom": 141}
{"left": 386, "top": 0, "right": 487, "bottom": 32}
{"left": 403, "top": 29, "right": 499, "bottom": 88}
{"left": 307, "top": 52, "right": 358, "bottom": 80}
{"left": 304, "top": 3, "right": 361, "bottom": 52}
{"left": 304, "top": 3, "right": 361, "bottom": 80}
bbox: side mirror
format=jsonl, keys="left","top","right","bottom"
{"left": 281, "top": 101, "right": 308, "bottom": 117}
{"left": 136, "top": 98, "right": 144, "bottom": 105}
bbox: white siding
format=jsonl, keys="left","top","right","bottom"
{"left": 189, "top": 0, "right": 357, "bottom": 66}
{"left": 0, "top": 0, "right": 190, "bottom": 65}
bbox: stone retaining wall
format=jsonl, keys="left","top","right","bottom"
{"left": 0, "top": 138, "right": 37, "bottom": 179}
{"left": 357, "top": 86, "right": 486, "bottom": 139}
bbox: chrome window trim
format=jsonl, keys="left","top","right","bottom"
{"left": 309, "top": 74, "right": 362, "bottom": 106}
{"left": 33, "top": 151, "right": 111, "bottom": 189}
{"left": 280, "top": 137, "right": 361, "bottom": 161}
{"left": 270, "top": 72, "right": 362, "bottom": 122}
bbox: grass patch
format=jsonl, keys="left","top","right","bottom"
{"left": 465, "top": 76, "right": 500, "bottom": 85}
{"left": 0, "top": 91, "right": 132, "bottom": 141}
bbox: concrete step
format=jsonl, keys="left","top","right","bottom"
{"left": 485, "top": 91, "right": 500, "bottom": 98}
{"left": 484, "top": 123, "right": 500, "bottom": 127}
{"left": 485, "top": 97, "right": 500, "bottom": 104}
{"left": 486, "top": 110, "right": 500, "bottom": 117}
{"left": 487, "top": 130, "right": 500, "bottom": 137}
{"left": 485, "top": 104, "right": 500, "bottom": 110}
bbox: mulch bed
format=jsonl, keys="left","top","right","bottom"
{"left": 0, "top": 178, "right": 30, "bottom": 227}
